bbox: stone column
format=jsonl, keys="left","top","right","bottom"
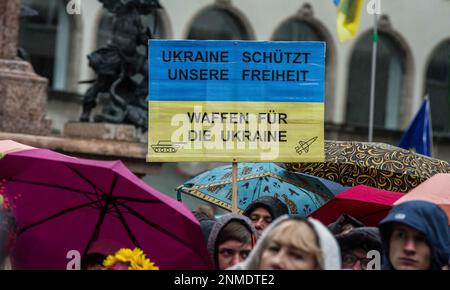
{"left": 0, "top": 0, "right": 20, "bottom": 59}
{"left": 0, "top": 0, "right": 51, "bottom": 135}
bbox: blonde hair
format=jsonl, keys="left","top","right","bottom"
{"left": 261, "top": 219, "right": 324, "bottom": 269}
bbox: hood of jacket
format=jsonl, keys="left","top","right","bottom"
{"left": 379, "top": 200, "right": 450, "bottom": 270}
{"left": 199, "top": 219, "right": 216, "bottom": 244}
{"left": 230, "top": 215, "right": 341, "bottom": 270}
{"left": 207, "top": 213, "right": 257, "bottom": 269}
{"left": 243, "top": 196, "right": 289, "bottom": 220}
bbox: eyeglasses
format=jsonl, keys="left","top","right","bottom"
{"left": 342, "top": 253, "right": 372, "bottom": 270}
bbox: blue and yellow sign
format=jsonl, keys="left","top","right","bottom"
{"left": 147, "top": 40, "right": 325, "bottom": 162}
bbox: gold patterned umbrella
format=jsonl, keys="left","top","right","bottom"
{"left": 284, "top": 141, "right": 450, "bottom": 193}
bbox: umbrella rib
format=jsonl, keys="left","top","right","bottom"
{"left": 11, "top": 177, "right": 97, "bottom": 205}
{"left": 63, "top": 163, "right": 106, "bottom": 197}
{"left": 9, "top": 178, "right": 98, "bottom": 198}
{"left": 108, "top": 173, "right": 118, "bottom": 196}
{"left": 75, "top": 186, "right": 96, "bottom": 204}
{"left": 177, "top": 189, "right": 235, "bottom": 212}
{"left": 83, "top": 203, "right": 110, "bottom": 257}
{"left": 118, "top": 202, "right": 205, "bottom": 257}
{"left": 18, "top": 200, "right": 99, "bottom": 235}
{"left": 253, "top": 178, "right": 262, "bottom": 201}
{"left": 192, "top": 172, "right": 268, "bottom": 189}
{"left": 267, "top": 172, "right": 334, "bottom": 201}
{"left": 295, "top": 187, "right": 321, "bottom": 208}
{"left": 111, "top": 203, "right": 142, "bottom": 249}
{"left": 115, "top": 196, "right": 161, "bottom": 203}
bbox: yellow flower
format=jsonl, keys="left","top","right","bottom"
{"left": 102, "top": 247, "right": 159, "bottom": 270}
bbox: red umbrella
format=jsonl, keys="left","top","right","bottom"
{"left": 308, "top": 185, "right": 404, "bottom": 226}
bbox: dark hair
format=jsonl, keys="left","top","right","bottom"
{"left": 214, "top": 220, "right": 254, "bottom": 269}
{"left": 337, "top": 227, "right": 382, "bottom": 254}
{"left": 243, "top": 196, "right": 289, "bottom": 220}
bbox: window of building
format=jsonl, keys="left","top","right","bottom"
{"left": 346, "top": 32, "right": 405, "bottom": 130}
{"left": 426, "top": 41, "right": 450, "bottom": 134}
{"left": 19, "top": 0, "right": 71, "bottom": 91}
{"left": 187, "top": 7, "right": 250, "bottom": 40}
{"left": 273, "top": 19, "right": 322, "bottom": 42}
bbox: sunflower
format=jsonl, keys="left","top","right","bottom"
{"left": 103, "top": 247, "right": 159, "bottom": 270}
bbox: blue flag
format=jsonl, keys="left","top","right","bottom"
{"left": 398, "top": 97, "right": 433, "bottom": 156}
{"left": 334, "top": 0, "right": 340, "bottom": 6}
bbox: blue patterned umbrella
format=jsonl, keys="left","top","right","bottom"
{"left": 178, "top": 163, "right": 347, "bottom": 216}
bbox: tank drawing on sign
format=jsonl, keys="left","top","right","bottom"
{"left": 151, "top": 141, "right": 185, "bottom": 153}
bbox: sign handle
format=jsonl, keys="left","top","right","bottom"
{"left": 231, "top": 160, "right": 238, "bottom": 213}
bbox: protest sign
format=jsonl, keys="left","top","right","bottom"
{"left": 147, "top": 40, "right": 325, "bottom": 162}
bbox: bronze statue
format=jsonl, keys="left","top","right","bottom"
{"left": 80, "top": 0, "right": 161, "bottom": 131}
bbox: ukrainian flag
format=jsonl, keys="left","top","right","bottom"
{"left": 336, "top": 0, "right": 364, "bottom": 42}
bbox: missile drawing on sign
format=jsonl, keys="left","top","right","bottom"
{"left": 295, "top": 137, "right": 318, "bottom": 155}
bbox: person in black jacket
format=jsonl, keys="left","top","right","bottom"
{"left": 379, "top": 200, "right": 450, "bottom": 270}
{"left": 243, "top": 196, "right": 289, "bottom": 236}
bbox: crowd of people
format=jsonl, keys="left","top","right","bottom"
{"left": 195, "top": 197, "right": 450, "bottom": 271}
{"left": 0, "top": 193, "right": 449, "bottom": 270}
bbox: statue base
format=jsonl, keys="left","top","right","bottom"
{"left": 64, "top": 122, "right": 146, "bottom": 143}
{"left": 0, "top": 59, "right": 51, "bottom": 135}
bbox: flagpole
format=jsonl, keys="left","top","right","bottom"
{"left": 231, "top": 160, "right": 238, "bottom": 213}
{"left": 368, "top": 12, "right": 378, "bottom": 142}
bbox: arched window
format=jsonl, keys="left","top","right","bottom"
{"left": 272, "top": 19, "right": 322, "bottom": 42}
{"left": 187, "top": 7, "right": 250, "bottom": 40}
{"left": 272, "top": 18, "right": 334, "bottom": 121}
{"left": 19, "top": 0, "right": 71, "bottom": 91}
{"left": 97, "top": 8, "right": 168, "bottom": 49}
{"left": 426, "top": 41, "right": 450, "bottom": 133}
{"left": 346, "top": 32, "right": 405, "bottom": 130}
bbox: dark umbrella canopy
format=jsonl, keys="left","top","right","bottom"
{"left": 285, "top": 141, "right": 450, "bottom": 193}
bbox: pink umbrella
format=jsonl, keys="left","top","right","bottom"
{"left": 395, "top": 173, "right": 450, "bottom": 224}
{"left": 308, "top": 185, "right": 404, "bottom": 226}
{"left": 0, "top": 140, "right": 212, "bottom": 270}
